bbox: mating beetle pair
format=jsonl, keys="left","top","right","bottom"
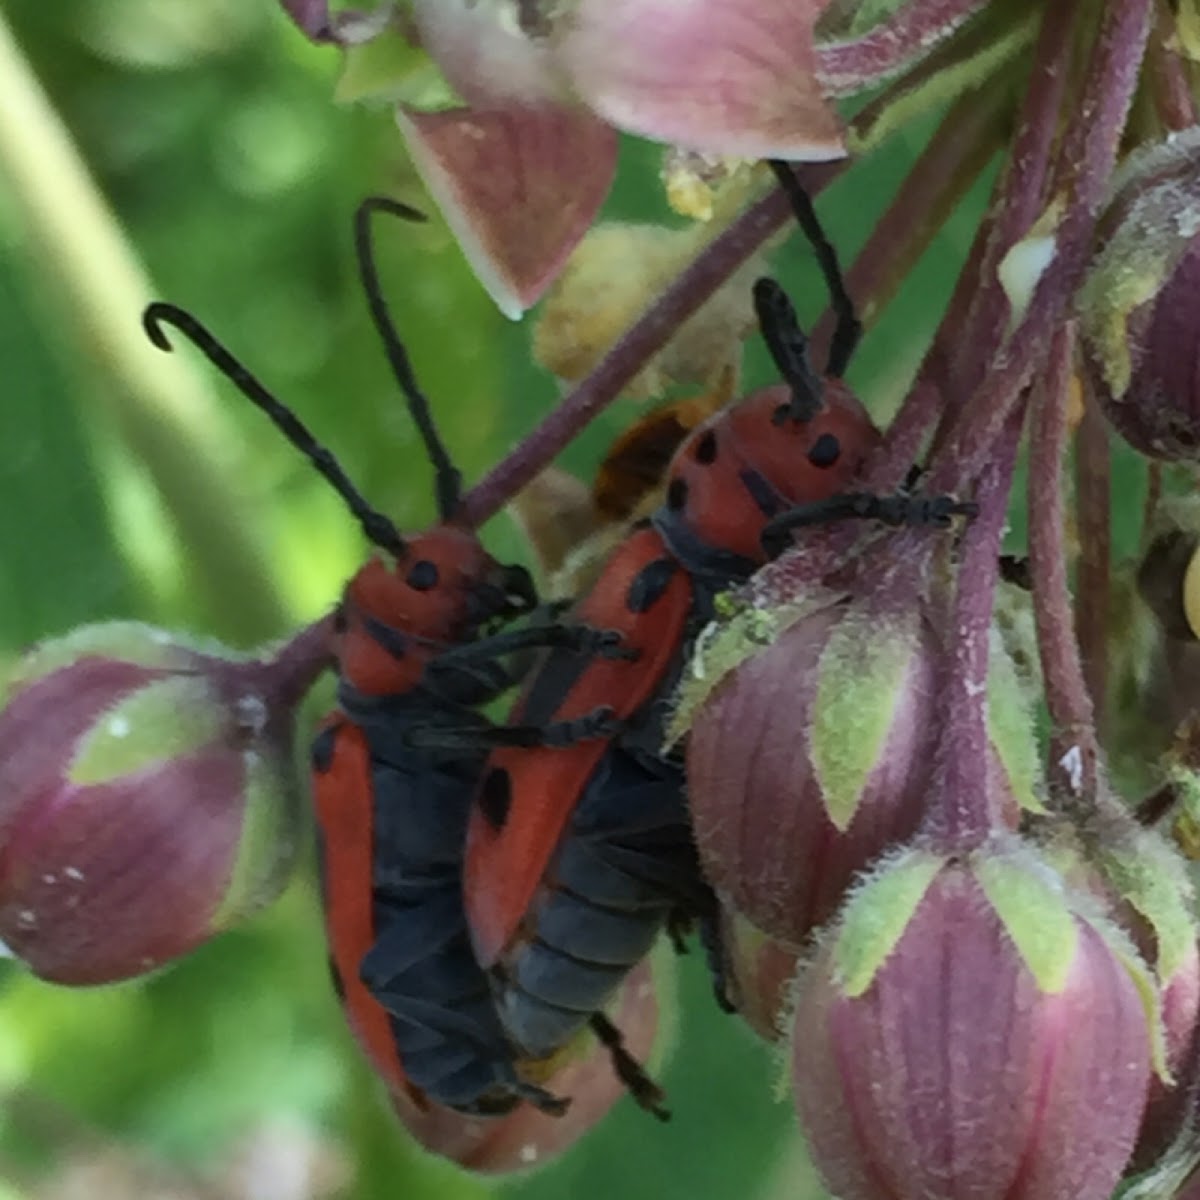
{"left": 144, "top": 166, "right": 970, "bottom": 1124}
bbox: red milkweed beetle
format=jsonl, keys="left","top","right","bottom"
{"left": 462, "top": 164, "right": 976, "bottom": 1117}
{"left": 142, "top": 199, "right": 624, "bottom": 1116}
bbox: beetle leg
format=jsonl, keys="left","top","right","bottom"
{"left": 589, "top": 1013, "right": 669, "bottom": 1122}
{"left": 760, "top": 490, "right": 978, "bottom": 559}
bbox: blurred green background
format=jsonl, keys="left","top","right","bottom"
{"left": 0, "top": 3, "right": 998, "bottom": 1198}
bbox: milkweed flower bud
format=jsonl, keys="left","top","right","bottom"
{"left": 390, "top": 957, "right": 665, "bottom": 1173}
{"left": 1084, "top": 819, "right": 1200, "bottom": 1168}
{"left": 0, "top": 620, "right": 329, "bottom": 984}
{"left": 793, "top": 843, "right": 1156, "bottom": 1200}
{"left": 674, "top": 591, "right": 1040, "bottom": 944}
{"left": 1079, "top": 127, "right": 1200, "bottom": 462}
{"left": 720, "top": 908, "right": 799, "bottom": 1042}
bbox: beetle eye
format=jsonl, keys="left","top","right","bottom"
{"left": 807, "top": 433, "right": 841, "bottom": 468}
{"left": 406, "top": 560, "right": 440, "bottom": 591}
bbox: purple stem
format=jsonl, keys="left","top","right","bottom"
{"left": 944, "top": 0, "right": 1076, "bottom": 405}
{"left": 247, "top": 613, "right": 336, "bottom": 710}
{"left": 1073, "top": 386, "right": 1111, "bottom": 729}
{"left": 928, "top": 0, "right": 1153, "bottom": 493}
{"left": 1147, "top": 0, "right": 1200, "bottom": 131}
{"left": 808, "top": 84, "right": 1009, "bottom": 374}
{"left": 926, "top": 407, "right": 1024, "bottom": 851}
{"left": 1028, "top": 322, "right": 1101, "bottom": 800}
{"left": 816, "top": 0, "right": 993, "bottom": 94}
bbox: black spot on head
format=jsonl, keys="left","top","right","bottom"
{"left": 694, "top": 430, "right": 718, "bottom": 465}
{"left": 333, "top": 605, "right": 348, "bottom": 634}
{"left": 312, "top": 725, "right": 338, "bottom": 774}
{"left": 406, "top": 560, "right": 440, "bottom": 591}
{"left": 807, "top": 433, "right": 841, "bottom": 468}
{"left": 363, "top": 615, "right": 408, "bottom": 660}
{"left": 480, "top": 767, "right": 513, "bottom": 830}
{"left": 626, "top": 557, "right": 679, "bottom": 614}
{"left": 666, "top": 478, "right": 688, "bottom": 511}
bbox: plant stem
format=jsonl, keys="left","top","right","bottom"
{"left": 1147, "top": 0, "right": 1200, "bottom": 131}
{"left": 1028, "top": 322, "right": 1102, "bottom": 800}
{"left": 816, "top": 0, "right": 995, "bottom": 93}
{"left": 1074, "top": 387, "right": 1111, "bottom": 727}
{"left": 808, "top": 84, "right": 1009, "bottom": 375}
{"left": 944, "top": 0, "right": 1077, "bottom": 405}
{"left": 0, "top": 12, "right": 290, "bottom": 641}
{"left": 926, "top": 407, "right": 1023, "bottom": 850}
{"left": 928, "top": 0, "right": 1153, "bottom": 494}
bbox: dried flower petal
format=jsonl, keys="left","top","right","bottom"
{"left": 397, "top": 104, "right": 617, "bottom": 316}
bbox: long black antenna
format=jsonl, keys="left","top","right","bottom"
{"left": 143, "top": 302, "right": 408, "bottom": 558}
{"left": 767, "top": 161, "right": 861, "bottom": 378}
{"left": 354, "top": 198, "right": 462, "bottom": 520}
{"left": 752, "top": 278, "right": 824, "bottom": 423}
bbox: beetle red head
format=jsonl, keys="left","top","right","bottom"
{"left": 336, "top": 524, "right": 535, "bottom": 696}
{"left": 660, "top": 379, "right": 881, "bottom": 565}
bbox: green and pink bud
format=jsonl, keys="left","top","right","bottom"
{"left": 792, "top": 843, "right": 1156, "bottom": 1200}
{"left": 0, "top": 620, "right": 330, "bottom": 984}
{"left": 1079, "top": 128, "right": 1200, "bottom": 463}
{"left": 672, "top": 591, "right": 1039, "bottom": 944}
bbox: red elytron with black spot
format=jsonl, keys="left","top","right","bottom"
{"left": 462, "top": 166, "right": 974, "bottom": 1114}
{"left": 143, "top": 199, "right": 618, "bottom": 1117}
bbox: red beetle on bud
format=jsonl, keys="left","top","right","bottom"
{"left": 0, "top": 619, "right": 329, "bottom": 984}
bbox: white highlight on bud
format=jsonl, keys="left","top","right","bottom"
{"left": 998, "top": 233, "right": 1057, "bottom": 328}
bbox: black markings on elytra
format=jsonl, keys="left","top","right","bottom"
{"left": 626, "top": 557, "right": 679, "bottom": 614}
{"left": 333, "top": 605, "right": 348, "bottom": 634}
{"left": 666, "top": 478, "right": 688, "bottom": 511}
{"left": 739, "top": 469, "right": 783, "bottom": 519}
{"left": 480, "top": 767, "right": 513, "bottom": 831}
{"left": 694, "top": 430, "right": 718, "bottom": 465}
{"left": 363, "top": 614, "right": 408, "bottom": 661}
{"left": 312, "top": 725, "right": 337, "bottom": 773}
{"left": 807, "top": 432, "right": 841, "bottom": 468}
{"left": 406, "top": 559, "right": 440, "bottom": 591}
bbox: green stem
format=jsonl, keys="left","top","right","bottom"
{"left": 0, "top": 13, "right": 290, "bottom": 642}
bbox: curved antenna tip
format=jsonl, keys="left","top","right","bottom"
{"left": 141, "top": 302, "right": 178, "bottom": 352}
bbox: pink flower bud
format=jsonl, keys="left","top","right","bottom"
{"left": 675, "top": 593, "right": 1037, "bottom": 944}
{"left": 685, "top": 602, "right": 937, "bottom": 943}
{"left": 1134, "top": 938, "right": 1200, "bottom": 1170}
{"left": 389, "top": 958, "right": 663, "bottom": 1173}
{"left": 720, "top": 908, "right": 799, "bottom": 1042}
{"left": 1079, "top": 128, "right": 1200, "bottom": 462}
{"left": 0, "top": 621, "right": 327, "bottom": 984}
{"left": 793, "top": 846, "right": 1154, "bottom": 1200}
